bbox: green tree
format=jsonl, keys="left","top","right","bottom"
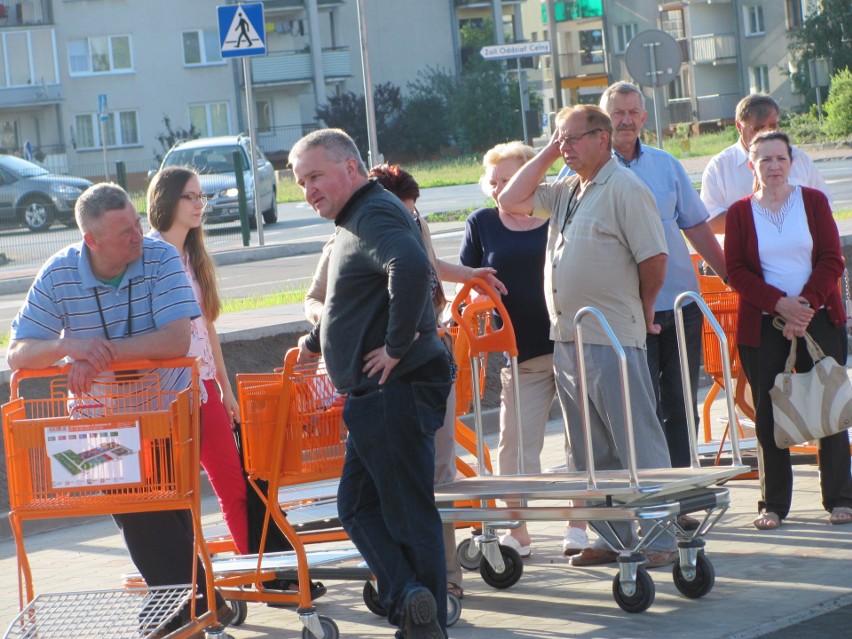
{"left": 315, "top": 83, "right": 404, "bottom": 161}
{"left": 824, "top": 68, "right": 852, "bottom": 137}
{"left": 787, "top": 0, "right": 852, "bottom": 103}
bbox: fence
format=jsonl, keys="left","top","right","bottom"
{"left": 0, "top": 156, "right": 263, "bottom": 273}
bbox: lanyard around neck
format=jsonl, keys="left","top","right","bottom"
{"left": 93, "top": 279, "right": 133, "bottom": 340}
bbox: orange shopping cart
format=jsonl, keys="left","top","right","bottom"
{"left": 2, "top": 358, "right": 225, "bottom": 639}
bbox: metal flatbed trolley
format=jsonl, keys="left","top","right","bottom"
{"left": 435, "top": 281, "right": 749, "bottom": 613}
{"left": 2, "top": 358, "right": 228, "bottom": 639}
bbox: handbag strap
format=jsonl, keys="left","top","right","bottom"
{"left": 771, "top": 316, "right": 828, "bottom": 372}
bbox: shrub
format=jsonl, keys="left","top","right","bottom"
{"left": 824, "top": 68, "right": 852, "bottom": 138}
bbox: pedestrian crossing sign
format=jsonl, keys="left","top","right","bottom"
{"left": 218, "top": 3, "right": 266, "bottom": 58}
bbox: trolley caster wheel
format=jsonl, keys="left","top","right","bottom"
{"left": 672, "top": 551, "right": 715, "bottom": 599}
{"left": 457, "top": 537, "right": 482, "bottom": 571}
{"left": 362, "top": 581, "right": 386, "bottom": 616}
{"left": 227, "top": 599, "right": 247, "bottom": 626}
{"left": 612, "top": 565, "right": 655, "bottom": 613}
{"left": 302, "top": 615, "right": 339, "bottom": 639}
{"left": 479, "top": 544, "right": 523, "bottom": 589}
{"left": 447, "top": 591, "right": 462, "bottom": 626}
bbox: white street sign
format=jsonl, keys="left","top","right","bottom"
{"left": 480, "top": 41, "right": 551, "bottom": 60}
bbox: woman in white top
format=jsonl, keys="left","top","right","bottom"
{"left": 147, "top": 166, "right": 249, "bottom": 552}
{"left": 725, "top": 131, "right": 852, "bottom": 530}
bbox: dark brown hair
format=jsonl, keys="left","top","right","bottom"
{"left": 368, "top": 163, "right": 421, "bottom": 202}
{"left": 147, "top": 166, "right": 221, "bottom": 321}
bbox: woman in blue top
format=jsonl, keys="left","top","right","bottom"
{"left": 459, "top": 142, "right": 588, "bottom": 558}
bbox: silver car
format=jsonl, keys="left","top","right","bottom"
{"left": 157, "top": 135, "right": 277, "bottom": 227}
{"left": 0, "top": 155, "right": 92, "bottom": 232}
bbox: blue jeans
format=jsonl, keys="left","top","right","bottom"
{"left": 646, "top": 302, "right": 703, "bottom": 468}
{"left": 338, "top": 356, "right": 451, "bottom": 636}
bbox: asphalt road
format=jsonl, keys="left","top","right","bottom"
{"left": 1, "top": 158, "right": 851, "bottom": 337}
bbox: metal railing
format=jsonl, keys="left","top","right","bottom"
{"left": 695, "top": 93, "right": 740, "bottom": 122}
{"left": 250, "top": 47, "right": 351, "bottom": 85}
{"left": 691, "top": 34, "right": 736, "bottom": 64}
{"left": 667, "top": 99, "right": 694, "bottom": 125}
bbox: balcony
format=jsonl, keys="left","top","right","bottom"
{"left": 0, "top": 1, "right": 51, "bottom": 26}
{"left": 692, "top": 34, "right": 737, "bottom": 65}
{"left": 542, "top": 0, "right": 603, "bottom": 22}
{"left": 250, "top": 47, "right": 351, "bottom": 86}
{"left": 263, "top": 0, "right": 344, "bottom": 12}
{"left": 455, "top": 0, "right": 524, "bottom": 7}
{"left": 256, "top": 123, "right": 321, "bottom": 167}
{"left": 695, "top": 93, "right": 741, "bottom": 122}
{"left": 667, "top": 98, "right": 693, "bottom": 124}
{"left": 0, "top": 83, "right": 61, "bottom": 107}
{"left": 557, "top": 51, "right": 605, "bottom": 77}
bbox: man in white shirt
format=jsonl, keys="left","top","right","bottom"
{"left": 701, "top": 93, "right": 831, "bottom": 233}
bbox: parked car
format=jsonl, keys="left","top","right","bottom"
{"left": 0, "top": 155, "right": 92, "bottom": 232}
{"left": 156, "top": 135, "right": 277, "bottom": 227}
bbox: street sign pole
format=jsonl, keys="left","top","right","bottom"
{"left": 98, "top": 94, "right": 109, "bottom": 181}
{"left": 517, "top": 57, "right": 528, "bottom": 145}
{"left": 218, "top": 2, "right": 267, "bottom": 245}
{"left": 644, "top": 41, "right": 663, "bottom": 147}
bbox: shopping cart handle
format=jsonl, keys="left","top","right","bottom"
{"left": 9, "top": 357, "right": 200, "bottom": 399}
{"left": 450, "top": 277, "right": 518, "bottom": 357}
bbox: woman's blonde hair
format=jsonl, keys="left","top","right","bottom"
{"left": 479, "top": 141, "right": 536, "bottom": 197}
{"left": 147, "top": 166, "right": 221, "bottom": 322}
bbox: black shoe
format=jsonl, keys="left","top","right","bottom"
{"left": 263, "top": 579, "right": 327, "bottom": 607}
{"left": 401, "top": 586, "right": 444, "bottom": 639}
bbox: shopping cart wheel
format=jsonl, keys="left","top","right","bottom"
{"left": 479, "top": 544, "right": 523, "bottom": 589}
{"left": 447, "top": 591, "right": 462, "bottom": 626}
{"left": 302, "top": 615, "right": 339, "bottom": 639}
{"left": 362, "top": 581, "right": 386, "bottom": 617}
{"left": 672, "top": 551, "right": 715, "bottom": 599}
{"left": 612, "top": 566, "right": 655, "bottom": 613}
{"left": 457, "top": 537, "right": 482, "bottom": 571}
{"left": 227, "top": 599, "right": 248, "bottom": 626}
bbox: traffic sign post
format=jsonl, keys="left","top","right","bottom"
{"left": 624, "top": 30, "right": 683, "bottom": 148}
{"left": 480, "top": 41, "right": 551, "bottom": 144}
{"left": 218, "top": 3, "right": 267, "bottom": 243}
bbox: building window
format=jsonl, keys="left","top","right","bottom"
{"left": 0, "top": 30, "right": 59, "bottom": 88}
{"left": 667, "top": 69, "right": 690, "bottom": 100}
{"left": 614, "top": 23, "right": 637, "bottom": 54}
{"left": 743, "top": 5, "right": 765, "bottom": 37}
{"left": 785, "top": 0, "right": 804, "bottom": 29}
{"left": 256, "top": 100, "right": 271, "bottom": 130}
{"left": 660, "top": 9, "right": 685, "bottom": 39}
{"left": 579, "top": 29, "right": 604, "bottom": 64}
{"left": 749, "top": 65, "right": 770, "bottom": 93}
{"left": 189, "top": 103, "right": 230, "bottom": 137}
{"left": 69, "top": 35, "right": 132, "bottom": 75}
{"left": 74, "top": 111, "right": 139, "bottom": 149}
{"left": 182, "top": 29, "right": 223, "bottom": 66}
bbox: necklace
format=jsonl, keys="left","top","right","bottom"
{"left": 499, "top": 210, "right": 541, "bottom": 232}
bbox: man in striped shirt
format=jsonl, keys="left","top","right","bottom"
{"left": 7, "top": 183, "right": 224, "bottom": 627}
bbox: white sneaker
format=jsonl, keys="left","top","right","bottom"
{"left": 562, "top": 527, "right": 589, "bottom": 557}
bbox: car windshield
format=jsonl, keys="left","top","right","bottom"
{"left": 163, "top": 145, "right": 249, "bottom": 174}
{"left": 0, "top": 155, "right": 50, "bottom": 178}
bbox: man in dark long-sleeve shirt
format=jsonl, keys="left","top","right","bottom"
{"left": 291, "top": 129, "right": 450, "bottom": 639}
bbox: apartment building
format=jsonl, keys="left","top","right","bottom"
{"left": 527, "top": 0, "right": 812, "bottom": 130}
{"left": 0, "top": 0, "right": 460, "bottom": 178}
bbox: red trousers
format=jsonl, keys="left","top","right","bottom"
{"left": 200, "top": 378, "right": 249, "bottom": 554}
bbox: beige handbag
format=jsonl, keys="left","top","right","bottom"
{"left": 770, "top": 318, "right": 852, "bottom": 448}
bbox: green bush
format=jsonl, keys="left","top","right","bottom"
{"left": 781, "top": 112, "right": 822, "bottom": 144}
{"left": 824, "top": 68, "right": 852, "bottom": 138}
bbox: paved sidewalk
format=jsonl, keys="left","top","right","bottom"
{"left": 3, "top": 405, "right": 852, "bottom": 638}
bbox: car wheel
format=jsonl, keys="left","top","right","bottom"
{"left": 21, "top": 196, "right": 56, "bottom": 232}
{"left": 263, "top": 187, "right": 278, "bottom": 224}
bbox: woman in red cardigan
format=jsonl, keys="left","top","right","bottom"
{"left": 725, "top": 130, "right": 852, "bottom": 531}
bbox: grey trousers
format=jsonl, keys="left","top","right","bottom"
{"left": 553, "top": 340, "right": 675, "bottom": 552}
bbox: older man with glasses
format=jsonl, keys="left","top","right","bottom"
{"left": 498, "top": 105, "right": 678, "bottom": 569}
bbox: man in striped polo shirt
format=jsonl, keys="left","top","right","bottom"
{"left": 7, "top": 183, "right": 224, "bottom": 626}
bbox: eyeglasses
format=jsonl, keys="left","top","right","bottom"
{"left": 558, "top": 128, "right": 603, "bottom": 147}
{"left": 179, "top": 193, "right": 208, "bottom": 205}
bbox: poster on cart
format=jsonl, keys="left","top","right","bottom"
{"left": 45, "top": 420, "right": 142, "bottom": 488}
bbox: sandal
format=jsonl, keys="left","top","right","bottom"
{"left": 753, "top": 510, "right": 780, "bottom": 530}
{"left": 829, "top": 506, "right": 852, "bottom": 525}
{"left": 447, "top": 582, "right": 464, "bottom": 600}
